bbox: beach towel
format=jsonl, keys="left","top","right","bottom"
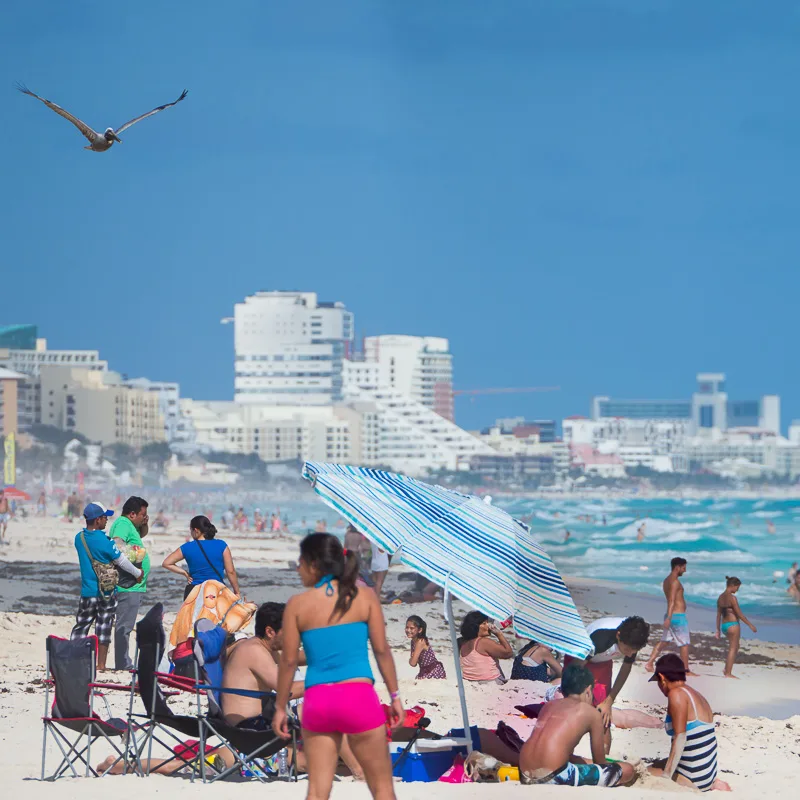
{"left": 169, "top": 580, "right": 256, "bottom": 651}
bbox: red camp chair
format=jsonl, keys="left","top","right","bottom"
{"left": 40, "top": 635, "right": 142, "bottom": 779}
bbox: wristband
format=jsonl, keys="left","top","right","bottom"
{"left": 390, "top": 691, "right": 400, "bottom": 701}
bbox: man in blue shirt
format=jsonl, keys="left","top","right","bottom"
{"left": 71, "top": 502, "right": 143, "bottom": 671}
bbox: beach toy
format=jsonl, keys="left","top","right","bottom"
{"left": 497, "top": 765, "right": 519, "bottom": 782}
{"left": 773, "top": 571, "right": 784, "bottom": 579}
{"left": 639, "top": 566, "right": 649, "bottom": 571}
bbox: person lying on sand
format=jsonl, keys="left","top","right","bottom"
{"left": 519, "top": 662, "right": 637, "bottom": 787}
{"left": 647, "top": 654, "right": 731, "bottom": 792}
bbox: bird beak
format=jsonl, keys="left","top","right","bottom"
{"left": 113, "top": 134, "right": 122, "bottom": 143}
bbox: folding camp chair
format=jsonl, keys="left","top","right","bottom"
{"left": 131, "top": 604, "right": 298, "bottom": 783}
{"left": 130, "top": 604, "right": 223, "bottom": 781}
{"left": 41, "top": 635, "right": 142, "bottom": 780}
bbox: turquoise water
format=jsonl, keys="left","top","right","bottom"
{"left": 204, "top": 492, "right": 800, "bottom": 622}
{"left": 498, "top": 496, "right": 800, "bottom": 622}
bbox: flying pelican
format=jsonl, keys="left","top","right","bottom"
{"left": 16, "top": 84, "right": 188, "bottom": 152}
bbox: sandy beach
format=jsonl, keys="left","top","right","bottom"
{"left": 1, "top": 515, "right": 799, "bottom": 798}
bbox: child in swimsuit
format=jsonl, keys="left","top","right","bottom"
{"left": 405, "top": 615, "right": 446, "bottom": 679}
{"left": 715, "top": 576, "right": 757, "bottom": 679}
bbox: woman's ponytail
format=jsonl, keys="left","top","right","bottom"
{"left": 336, "top": 548, "right": 360, "bottom": 618}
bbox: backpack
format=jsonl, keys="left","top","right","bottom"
{"left": 79, "top": 531, "right": 118, "bottom": 595}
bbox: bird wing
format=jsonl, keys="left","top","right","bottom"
{"left": 16, "top": 83, "right": 99, "bottom": 143}
{"left": 114, "top": 89, "right": 188, "bottom": 135}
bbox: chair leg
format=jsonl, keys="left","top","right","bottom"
{"left": 86, "top": 722, "right": 92, "bottom": 778}
{"left": 40, "top": 721, "right": 48, "bottom": 781}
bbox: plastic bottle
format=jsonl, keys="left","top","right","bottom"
{"left": 277, "top": 747, "right": 289, "bottom": 778}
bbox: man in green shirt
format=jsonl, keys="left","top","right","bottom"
{"left": 110, "top": 495, "right": 149, "bottom": 670}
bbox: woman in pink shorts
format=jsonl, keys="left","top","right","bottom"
{"left": 273, "top": 532, "right": 403, "bottom": 799}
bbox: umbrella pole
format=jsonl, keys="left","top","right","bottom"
{"left": 445, "top": 589, "right": 473, "bottom": 754}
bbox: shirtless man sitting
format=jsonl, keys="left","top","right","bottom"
{"left": 222, "top": 602, "right": 364, "bottom": 778}
{"left": 519, "top": 662, "right": 637, "bottom": 788}
{"left": 645, "top": 557, "right": 697, "bottom": 675}
{"left": 222, "top": 602, "right": 304, "bottom": 729}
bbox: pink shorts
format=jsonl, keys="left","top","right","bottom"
{"left": 302, "top": 682, "right": 386, "bottom": 735}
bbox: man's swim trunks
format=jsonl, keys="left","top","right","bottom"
{"left": 661, "top": 612, "right": 690, "bottom": 647}
{"left": 522, "top": 761, "right": 623, "bottom": 787}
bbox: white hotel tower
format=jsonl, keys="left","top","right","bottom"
{"left": 231, "top": 291, "right": 354, "bottom": 406}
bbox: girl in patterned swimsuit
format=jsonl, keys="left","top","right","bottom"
{"left": 405, "top": 616, "right": 447, "bottom": 679}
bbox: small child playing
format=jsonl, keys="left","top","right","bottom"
{"left": 405, "top": 615, "right": 447, "bottom": 679}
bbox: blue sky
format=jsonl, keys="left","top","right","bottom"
{"left": 2, "top": 1, "right": 799, "bottom": 430}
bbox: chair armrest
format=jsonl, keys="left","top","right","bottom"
{"left": 195, "top": 685, "right": 276, "bottom": 700}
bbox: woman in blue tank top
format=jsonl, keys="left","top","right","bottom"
{"left": 161, "top": 515, "right": 241, "bottom": 599}
{"left": 273, "top": 532, "right": 403, "bottom": 800}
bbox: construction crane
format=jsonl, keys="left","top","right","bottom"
{"left": 452, "top": 386, "right": 560, "bottom": 396}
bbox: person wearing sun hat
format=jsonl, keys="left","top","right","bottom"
{"left": 647, "top": 654, "right": 730, "bottom": 792}
{"left": 71, "top": 502, "right": 143, "bottom": 671}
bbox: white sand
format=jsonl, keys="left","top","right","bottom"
{"left": 1, "top": 516, "right": 799, "bottom": 798}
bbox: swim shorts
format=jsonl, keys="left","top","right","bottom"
{"left": 0, "top": 513, "right": 9, "bottom": 524}
{"left": 370, "top": 549, "right": 389, "bottom": 572}
{"left": 662, "top": 613, "right": 691, "bottom": 646}
{"left": 522, "top": 761, "right": 623, "bottom": 787}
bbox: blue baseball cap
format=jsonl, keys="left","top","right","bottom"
{"left": 83, "top": 502, "right": 115, "bottom": 521}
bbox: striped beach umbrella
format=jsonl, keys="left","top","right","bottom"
{"left": 303, "top": 462, "right": 592, "bottom": 659}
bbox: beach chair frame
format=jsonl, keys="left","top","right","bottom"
{"left": 40, "top": 635, "right": 143, "bottom": 780}
{"left": 130, "top": 605, "right": 299, "bottom": 783}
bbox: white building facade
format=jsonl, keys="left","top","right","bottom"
{"left": 232, "top": 291, "right": 354, "bottom": 406}
{"left": 344, "top": 335, "right": 454, "bottom": 420}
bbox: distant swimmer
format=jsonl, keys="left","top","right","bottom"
{"left": 788, "top": 561, "right": 799, "bottom": 585}
{"left": 766, "top": 520, "right": 776, "bottom": 535}
{"left": 645, "top": 557, "right": 697, "bottom": 676}
{"left": 636, "top": 523, "right": 646, "bottom": 542}
{"left": 564, "top": 530, "right": 571, "bottom": 543}
{"left": 602, "top": 515, "right": 607, "bottom": 526}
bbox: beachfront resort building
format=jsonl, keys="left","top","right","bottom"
{"left": 37, "top": 366, "right": 165, "bottom": 447}
{"left": 343, "top": 335, "right": 454, "bottom": 421}
{"left": 592, "top": 372, "right": 781, "bottom": 436}
{"left": 121, "top": 378, "right": 182, "bottom": 444}
{"left": 229, "top": 291, "right": 354, "bottom": 406}
{"left": 181, "top": 385, "right": 495, "bottom": 476}
{"left": 0, "top": 367, "right": 26, "bottom": 437}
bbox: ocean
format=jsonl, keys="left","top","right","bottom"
{"left": 209, "top": 492, "right": 800, "bottom": 623}
{"left": 498, "top": 496, "right": 800, "bottom": 622}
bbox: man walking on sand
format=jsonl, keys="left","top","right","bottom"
{"left": 110, "top": 496, "right": 150, "bottom": 671}
{"left": 645, "top": 557, "right": 697, "bottom": 675}
{"left": 72, "top": 502, "right": 143, "bottom": 671}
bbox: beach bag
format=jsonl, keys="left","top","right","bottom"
{"left": 510, "top": 641, "right": 548, "bottom": 681}
{"left": 79, "top": 532, "right": 118, "bottom": 594}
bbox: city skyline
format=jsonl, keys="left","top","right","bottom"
{"left": 2, "top": 2, "right": 798, "bottom": 431}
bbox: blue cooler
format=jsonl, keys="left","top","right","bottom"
{"left": 389, "top": 728, "right": 480, "bottom": 782}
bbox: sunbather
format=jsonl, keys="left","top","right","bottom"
{"left": 519, "top": 662, "right": 637, "bottom": 787}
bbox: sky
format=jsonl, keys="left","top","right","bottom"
{"left": 2, "top": 1, "right": 800, "bottom": 431}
